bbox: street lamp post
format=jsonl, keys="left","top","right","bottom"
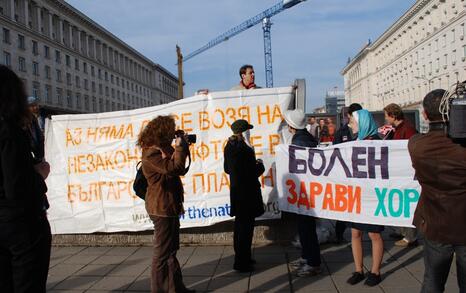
{"left": 414, "top": 75, "right": 435, "bottom": 91}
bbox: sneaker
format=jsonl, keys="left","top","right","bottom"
{"left": 395, "top": 239, "right": 418, "bottom": 247}
{"left": 289, "top": 257, "right": 307, "bottom": 269}
{"left": 364, "top": 272, "right": 382, "bottom": 287}
{"left": 347, "top": 272, "right": 365, "bottom": 285}
{"left": 296, "top": 264, "right": 322, "bottom": 277}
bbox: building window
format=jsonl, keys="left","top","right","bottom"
{"left": 56, "top": 69, "right": 61, "bottom": 82}
{"left": 66, "top": 73, "right": 72, "bottom": 85}
{"left": 45, "top": 65, "right": 51, "bottom": 79}
{"left": 75, "top": 76, "right": 80, "bottom": 88}
{"left": 84, "top": 95, "right": 89, "bottom": 110}
{"left": 111, "top": 74, "right": 114, "bottom": 84}
{"left": 2, "top": 28, "right": 10, "bottom": 43}
{"left": 91, "top": 65, "right": 95, "bottom": 77}
{"left": 3, "top": 51, "right": 11, "bottom": 67}
{"left": 55, "top": 50, "right": 61, "bottom": 63}
{"left": 442, "top": 34, "right": 446, "bottom": 47}
{"left": 83, "top": 62, "right": 87, "bottom": 73}
{"left": 105, "top": 71, "right": 108, "bottom": 81}
{"left": 105, "top": 86, "right": 109, "bottom": 96}
{"left": 66, "top": 55, "right": 71, "bottom": 66}
{"left": 44, "top": 45, "right": 50, "bottom": 59}
{"left": 451, "top": 29, "right": 455, "bottom": 43}
{"left": 18, "top": 57, "right": 26, "bottom": 72}
{"left": 84, "top": 79, "right": 88, "bottom": 90}
{"left": 18, "top": 34, "right": 25, "bottom": 49}
{"left": 32, "top": 62, "right": 39, "bottom": 76}
{"left": 443, "top": 54, "right": 448, "bottom": 67}
{"left": 74, "top": 58, "right": 79, "bottom": 70}
{"left": 463, "top": 45, "right": 466, "bottom": 58}
{"left": 76, "top": 93, "right": 82, "bottom": 109}
{"left": 67, "top": 91, "right": 72, "bottom": 108}
{"left": 98, "top": 69, "right": 102, "bottom": 79}
{"left": 45, "top": 85, "right": 52, "bottom": 104}
{"left": 32, "top": 40, "right": 38, "bottom": 55}
{"left": 32, "top": 82, "right": 40, "bottom": 99}
{"left": 92, "top": 81, "right": 96, "bottom": 92}
{"left": 452, "top": 50, "right": 456, "bottom": 65}
{"left": 56, "top": 88, "right": 63, "bottom": 105}
{"left": 99, "top": 84, "right": 103, "bottom": 95}
{"left": 92, "top": 96, "right": 97, "bottom": 112}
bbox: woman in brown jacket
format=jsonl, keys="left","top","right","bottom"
{"left": 137, "top": 116, "right": 194, "bottom": 293}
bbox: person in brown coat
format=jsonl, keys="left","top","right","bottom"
{"left": 137, "top": 115, "right": 194, "bottom": 293}
{"left": 408, "top": 89, "right": 466, "bottom": 293}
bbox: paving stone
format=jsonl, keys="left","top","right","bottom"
{"left": 89, "top": 276, "right": 136, "bottom": 290}
{"left": 47, "top": 274, "right": 69, "bottom": 290}
{"left": 192, "top": 245, "right": 225, "bottom": 255}
{"left": 207, "top": 276, "right": 250, "bottom": 291}
{"left": 250, "top": 264, "right": 291, "bottom": 292}
{"left": 324, "top": 262, "right": 358, "bottom": 275}
{"left": 126, "top": 275, "right": 150, "bottom": 291}
{"left": 76, "top": 247, "right": 112, "bottom": 255}
{"left": 183, "top": 254, "right": 220, "bottom": 267}
{"left": 183, "top": 264, "right": 217, "bottom": 276}
{"left": 48, "top": 290, "right": 85, "bottom": 293}
{"left": 74, "top": 264, "right": 117, "bottom": 276}
{"left": 62, "top": 254, "right": 100, "bottom": 265}
{"left": 49, "top": 264, "right": 86, "bottom": 276}
{"left": 53, "top": 276, "right": 101, "bottom": 290}
{"left": 107, "top": 264, "right": 148, "bottom": 277}
{"left": 104, "top": 246, "right": 139, "bottom": 256}
{"left": 91, "top": 254, "right": 129, "bottom": 265}
{"left": 380, "top": 270, "right": 421, "bottom": 288}
{"left": 291, "top": 274, "right": 336, "bottom": 292}
{"left": 183, "top": 276, "right": 211, "bottom": 291}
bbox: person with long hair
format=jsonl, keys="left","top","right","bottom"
{"left": 137, "top": 115, "right": 194, "bottom": 293}
{"left": 346, "top": 109, "right": 384, "bottom": 287}
{"left": 0, "top": 65, "right": 51, "bottom": 292}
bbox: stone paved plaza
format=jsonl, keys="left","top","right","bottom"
{"left": 46, "top": 227, "right": 460, "bottom": 293}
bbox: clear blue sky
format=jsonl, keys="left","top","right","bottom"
{"left": 66, "top": 0, "right": 416, "bottom": 112}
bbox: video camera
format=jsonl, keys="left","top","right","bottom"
{"left": 174, "top": 129, "right": 197, "bottom": 145}
{"left": 440, "top": 80, "right": 466, "bottom": 139}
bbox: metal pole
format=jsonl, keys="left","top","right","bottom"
{"left": 262, "top": 17, "right": 273, "bottom": 88}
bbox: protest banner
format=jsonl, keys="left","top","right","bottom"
{"left": 45, "top": 87, "right": 293, "bottom": 234}
{"left": 276, "top": 141, "right": 421, "bottom": 227}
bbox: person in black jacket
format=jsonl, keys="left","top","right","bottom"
{"left": 224, "top": 119, "right": 265, "bottom": 272}
{"left": 284, "top": 109, "right": 322, "bottom": 277}
{"left": 0, "top": 65, "right": 51, "bottom": 292}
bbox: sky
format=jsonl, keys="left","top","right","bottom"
{"left": 65, "top": 0, "right": 416, "bottom": 112}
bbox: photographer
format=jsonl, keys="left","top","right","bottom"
{"left": 224, "top": 119, "right": 265, "bottom": 272}
{"left": 137, "top": 115, "right": 194, "bottom": 293}
{"left": 408, "top": 89, "right": 466, "bottom": 293}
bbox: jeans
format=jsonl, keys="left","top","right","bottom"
{"left": 421, "top": 238, "right": 466, "bottom": 293}
{"left": 297, "top": 215, "right": 321, "bottom": 267}
{"left": 234, "top": 215, "right": 255, "bottom": 267}
{"left": 150, "top": 216, "right": 185, "bottom": 293}
{"left": 0, "top": 215, "right": 51, "bottom": 293}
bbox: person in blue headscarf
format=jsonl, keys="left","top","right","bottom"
{"left": 346, "top": 109, "right": 384, "bottom": 287}
{"left": 349, "top": 109, "right": 380, "bottom": 140}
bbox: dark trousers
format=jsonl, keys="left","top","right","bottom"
{"left": 421, "top": 238, "right": 466, "bottom": 293}
{"left": 234, "top": 215, "right": 255, "bottom": 267}
{"left": 150, "top": 216, "right": 185, "bottom": 293}
{"left": 335, "top": 221, "right": 347, "bottom": 239}
{"left": 0, "top": 215, "right": 51, "bottom": 293}
{"left": 297, "top": 215, "right": 321, "bottom": 267}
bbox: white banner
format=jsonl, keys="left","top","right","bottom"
{"left": 45, "top": 87, "right": 293, "bottom": 234}
{"left": 276, "top": 141, "right": 421, "bottom": 227}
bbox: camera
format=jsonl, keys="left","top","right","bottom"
{"left": 441, "top": 80, "right": 466, "bottom": 139}
{"left": 174, "top": 130, "right": 197, "bottom": 144}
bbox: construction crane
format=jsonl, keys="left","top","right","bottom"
{"left": 177, "top": 0, "right": 306, "bottom": 98}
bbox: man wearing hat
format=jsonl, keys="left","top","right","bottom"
{"left": 284, "top": 109, "right": 322, "bottom": 277}
{"left": 224, "top": 119, "right": 265, "bottom": 272}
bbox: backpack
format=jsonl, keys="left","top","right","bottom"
{"left": 133, "top": 161, "right": 147, "bottom": 200}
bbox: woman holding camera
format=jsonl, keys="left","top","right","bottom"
{"left": 137, "top": 115, "right": 194, "bottom": 293}
{"left": 0, "top": 65, "right": 51, "bottom": 292}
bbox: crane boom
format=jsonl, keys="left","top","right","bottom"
{"left": 183, "top": 0, "right": 305, "bottom": 63}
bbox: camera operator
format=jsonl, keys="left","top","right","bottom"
{"left": 408, "top": 89, "right": 466, "bottom": 293}
{"left": 137, "top": 115, "right": 195, "bottom": 293}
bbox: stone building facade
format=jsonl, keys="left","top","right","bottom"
{"left": 342, "top": 0, "right": 466, "bottom": 111}
{"left": 0, "top": 0, "right": 179, "bottom": 114}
